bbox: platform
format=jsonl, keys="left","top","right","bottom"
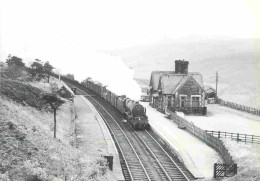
{"left": 141, "top": 102, "right": 221, "bottom": 179}
{"left": 74, "top": 95, "right": 124, "bottom": 181}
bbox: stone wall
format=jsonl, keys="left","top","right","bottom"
{"left": 176, "top": 78, "right": 205, "bottom": 107}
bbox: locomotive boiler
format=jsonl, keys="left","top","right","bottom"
{"left": 125, "top": 100, "right": 149, "bottom": 130}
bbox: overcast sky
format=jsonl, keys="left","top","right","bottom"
{"left": 0, "top": 0, "right": 259, "bottom": 80}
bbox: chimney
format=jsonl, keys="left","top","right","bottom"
{"left": 175, "top": 59, "right": 189, "bottom": 74}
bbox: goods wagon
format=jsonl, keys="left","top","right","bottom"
{"left": 82, "top": 80, "right": 149, "bottom": 130}
{"left": 116, "top": 95, "right": 128, "bottom": 114}
{"left": 106, "top": 90, "right": 112, "bottom": 103}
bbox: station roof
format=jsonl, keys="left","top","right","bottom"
{"left": 157, "top": 73, "right": 204, "bottom": 94}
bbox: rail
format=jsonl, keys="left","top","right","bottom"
{"left": 86, "top": 94, "right": 151, "bottom": 181}
{"left": 205, "top": 130, "right": 260, "bottom": 144}
{"left": 97, "top": 111, "right": 133, "bottom": 180}
{"left": 95, "top": 94, "right": 192, "bottom": 181}
{"left": 143, "top": 131, "right": 192, "bottom": 180}
{"left": 64, "top": 79, "right": 193, "bottom": 180}
{"left": 68, "top": 85, "right": 150, "bottom": 181}
{"left": 66, "top": 85, "right": 135, "bottom": 180}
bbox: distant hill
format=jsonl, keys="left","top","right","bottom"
{"left": 103, "top": 37, "right": 260, "bottom": 108}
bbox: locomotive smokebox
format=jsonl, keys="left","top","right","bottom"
{"left": 175, "top": 60, "right": 189, "bottom": 74}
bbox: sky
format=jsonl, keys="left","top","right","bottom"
{"left": 0, "top": 0, "right": 260, "bottom": 98}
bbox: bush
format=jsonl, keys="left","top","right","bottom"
{"left": 0, "top": 80, "right": 45, "bottom": 109}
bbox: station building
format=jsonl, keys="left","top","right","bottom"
{"left": 149, "top": 60, "right": 207, "bottom": 115}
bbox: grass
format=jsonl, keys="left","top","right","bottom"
{"left": 0, "top": 79, "right": 45, "bottom": 109}
{"left": 0, "top": 78, "right": 112, "bottom": 181}
{"left": 223, "top": 139, "right": 260, "bottom": 181}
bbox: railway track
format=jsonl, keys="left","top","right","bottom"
{"left": 101, "top": 99, "right": 194, "bottom": 180}
{"left": 65, "top": 82, "right": 194, "bottom": 181}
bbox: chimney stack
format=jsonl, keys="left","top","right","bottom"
{"left": 175, "top": 59, "right": 189, "bottom": 74}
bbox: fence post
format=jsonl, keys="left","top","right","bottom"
{"left": 218, "top": 131, "right": 220, "bottom": 139}
{"left": 214, "top": 163, "right": 217, "bottom": 178}
{"left": 237, "top": 133, "right": 239, "bottom": 142}
{"left": 225, "top": 132, "right": 226, "bottom": 138}
{"left": 224, "top": 164, "right": 227, "bottom": 176}
{"left": 252, "top": 135, "right": 254, "bottom": 143}
{"left": 234, "top": 164, "right": 237, "bottom": 174}
{"left": 245, "top": 134, "right": 246, "bottom": 143}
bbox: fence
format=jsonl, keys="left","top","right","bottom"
{"left": 166, "top": 108, "right": 235, "bottom": 164}
{"left": 69, "top": 100, "right": 77, "bottom": 147}
{"left": 168, "top": 106, "right": 207, "bottom": 115}
{"left": 205, "top": 130, "right": 260, "bottom": 144}
{"left": 214, "top": 163, "right": 237, "bottom": 178}
{"left": 166, "top": 108, "right": 237, "bottom": 178}
{"left": 217, "top": 98, "right": 260, "bottom": 116}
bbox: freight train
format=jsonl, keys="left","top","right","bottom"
{"left": 82, "top": 79, "right": 150, "bottom": 130}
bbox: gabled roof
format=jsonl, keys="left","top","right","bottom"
{"left": 204, "top": 85, "right": 216, "bottom": 94}
{"left": 158, "top": 74, "right": 184, "bottom": 94}
{"left": 158, "top": 73, "right": 205, "bottom": 94}
{"left": 173, "top": 75, "right": 205, "bottom": 94}
{"left": 149, "top": 71, "right": 174, "bottom": 91}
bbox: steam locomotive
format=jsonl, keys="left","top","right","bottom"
{"left": 82, "top": 79, "right": 150, "bottom": 130}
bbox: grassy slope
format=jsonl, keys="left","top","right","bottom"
{"left": 0, "top": 79, "right": 111, "bottom": 181}
{"left": 223, "top": 139, "right": 260, "bottom": 181}
{"left": 105, "top": 37, "right": 260, "bottom": 108}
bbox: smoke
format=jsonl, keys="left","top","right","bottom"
{"left": 67, "top": 51, "right": 142, "bottom": 101}
{"left": 2, "top": 38, "right": 142, "bottom": 100}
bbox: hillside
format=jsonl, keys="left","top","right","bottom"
{"left": 104, "top": 37, "right": 260, "bottom": 108}
{"left": 0, "top": 79, "right": 111, "bottom": 181}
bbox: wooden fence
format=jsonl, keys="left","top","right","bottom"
{"left": 214, "top": 163, "right": 237, "bottom": 178}
{"left": 166, "top": 108, "right": 237, "bottom": 178}
{"left": 166, "top": 108, "right": 235, "bottom": 165}
{"left": 217, "top": 98, "right": 260, "bottom": 116}
{"left": 69, "top": 100, "right": 77, "bottom": 147}
{"left": 168, "top": 106, "right": 207, "bottom": 115}
{"left": 205, "top": 130, "right": 260, "bottom": 144}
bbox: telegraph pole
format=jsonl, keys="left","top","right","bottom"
{"left": 216, "top": 71, "right": 218, "bottom": 98}
{"left": 58, "top": 68, "right": 61, "bottom": 81}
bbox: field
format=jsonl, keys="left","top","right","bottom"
{"left": 184, "top": 104, "right": 260, "bottom": 135}
{"left": 174, "top": 104, "right": 260, "bottom": 181}
{"left": 106, "top": 37, "right": 260, "bottom": 108}
{"left": 224, "top": 139, "right": 260, "bottom": 181}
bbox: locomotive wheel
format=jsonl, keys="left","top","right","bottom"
{"left": 145, "top": 124, "right": 150, "bottom": 130}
